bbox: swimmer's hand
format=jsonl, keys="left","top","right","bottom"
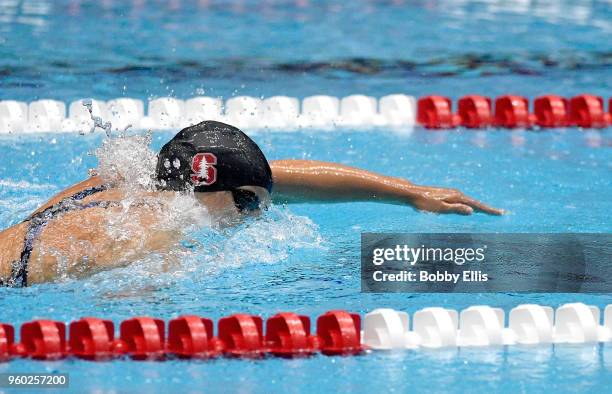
{"left": 408, "top": 185, "right": 504, "bottom": 216}
{"left": 270, "top": 160, "right": 504, "bottom": 216}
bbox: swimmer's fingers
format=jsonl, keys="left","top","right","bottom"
{"left": 410, "top": 186, "right": 503, "bottom": 216}
{"left": 440, "top": 202, "right": 474, "bottom": 215}
{"left": 447, "top": 194, "right": 504, "bottom": 215}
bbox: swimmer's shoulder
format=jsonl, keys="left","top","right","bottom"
{"left": 30, "top": 175, "right": 108, "bottom": 216}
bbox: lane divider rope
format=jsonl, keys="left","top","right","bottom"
{"left": 1, "top": 303, "right": 611, "bottom": 361}
{"left": 0, "top": 94, "right": 610, "bottom": 134}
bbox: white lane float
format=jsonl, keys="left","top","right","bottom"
{"left": 379, "top": 94, "right": 416, "bottom": 126}
{"left": 261, "top": 96, "right": 300, "bottom": 129}
{"left": 412, "top": 307, "right": 459, "bottom": 348}
{"left": 603, "top": 305, "right": 612, "bottom": 342}
{"left": 184, "top": 97, "right": 223, "bottom": 126}
{"left": 359, "top": 303, "right": 612, "bottom": 351}
{"left": 148, "top": 98, "right": 185, "bottom": 130}
{"left": 553, "top": 303, "right": 600, "bottom": 344}
{"left": 27, "top": 99, "right": 66, "bottom": 132}
{"left": 68, "top": 99, "right": 108, "bottom": 133}
{"left": 300, "top": 95, "right": 340, "bottom": 129}
{"left": 457, "top": 305, "right": 514, "bottom": 346}
{"left": 338, "top": 95, "right": 380, "bottom": 127}
{"left": 106, "top": 98, "right": 144, "bottom": 131}
{"left": 362, "top": 308, "right": 419, "bottom": 350}
{"left": 1, "top": 94, "right": 414, "bottom": 133}
{"left": 508, "top": 304, "right": 554, "bottom": 345}
{"left": 0, "top": 100, "right": 28, "bottom": 133}
{"left": 225, "top": 96, "right": 263, "bottom": 130}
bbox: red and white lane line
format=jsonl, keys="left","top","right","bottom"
{"left": 0, "top": 94, "right": 610, "bottom": 133}
{"left": 0, "top": 303, "right": 611, "bottom": 361}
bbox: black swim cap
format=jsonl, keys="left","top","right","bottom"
{"left": 156, "top": 121, "right": 272, "bottom": 193}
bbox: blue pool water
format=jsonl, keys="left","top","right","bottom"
{"left": 1, "top": 1, "right": 612, "bottom": 393}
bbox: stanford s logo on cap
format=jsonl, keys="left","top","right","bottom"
{"left": 190, "top": 152, "right": 217, "bottom": 186}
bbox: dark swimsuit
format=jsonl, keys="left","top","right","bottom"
{"left": 1, "top": 185, "right": 112, "bottom": 288}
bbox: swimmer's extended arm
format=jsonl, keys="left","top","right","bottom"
{"left": 269, "top": 160, "right": 503, "bottom": 215}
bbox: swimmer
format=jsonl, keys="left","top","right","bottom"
{"left": 0, "top": 121, "right": 503, "bottom": 287}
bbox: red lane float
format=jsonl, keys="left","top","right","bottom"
{"left": 457, "top": 95, "right": 493, "bottom": 128}
{"left": 217, "top": 314, "right": 265, "bottom": 357}
{"left": 417, "top": 96, "right": 460, "bottom": 129}
{"left": 20, "top": 320, "right": 66, "bottom": 360}
{"left": 69, "top": 317, "right": 115, "bottom": 360}
{"left": 119, "top": 317, "right": 165, "bottom": 360}
{"left": 266, "top": 312, "right": 317, "bottom": 357}
{"left": 167, "top": 315, "right": 221, "bottom": 358}
{"left": 534, "top": 95, "right": 569, "bottom": 127}
{"left": 417, "top": 94, "right": 610, "bottom": 129}
{"left": 569, "top": 94, "right": 608, "bottom": 128}
{"left": 316, "top": 310, "right": 363, "bottom": 355}
{"left": 494, "top": 95, "right": 533, "bottom": 128}
{"left": 0, "top": 323, "right": 14, "bottom": 361}
{"left": 0, "top": 310, "right": 366, "bottom": 362}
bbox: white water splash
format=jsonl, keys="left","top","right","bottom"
{"left": 81, "top": 100, "right": 158, "bottom": 190}
{"left": 94, "top": 133, "right": 158, "bottom": 191}
{"left": 81, "top": 99, "right": 112, "bottom": 136}
{"left": 81, "top": 204, "right": 325, "bottom": 293}
{"left": 214, "top": 207, "right": 324, "bottom": 269}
